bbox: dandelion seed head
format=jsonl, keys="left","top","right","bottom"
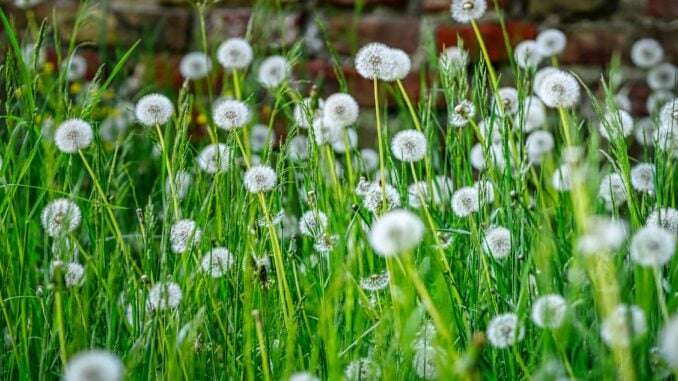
{"left": 63, "top": 350, "right": 123, "bottom": 381}
{"left": 601, "top": 304, "right": 647, "bottom": 347}
{"left": 213, "top": 100, "right": 250, "bottom": 131}
{"left": 392, "top": 129, "right": 427, "bottom": 162}
{"left": 288, "top": 372, "right": 319, "bottom": 381}
{"left": 449, "top": 100, "right": 475, "bottom": 127}
{"left": 450, "top": 0, "right": 487, "bottom": 23}
{"left": 452, "top": 186, "right": 479, "bottom": 217}
{"left": 497, "top": 87, "right": 519, "bottom": 114}
{"left": 659, "top": 98, "right": 678, "bottom": 127}
{"left": 179, "top": 52, "right": 212, "bottom": 80}
{"left": 536, "top": 70, "right": 580, "bottom": 108}
{"left": 577, "top": 216, "right": 628, "bottom": 255}
{"left": 244, "top": 165, "right": 277, "bottom": 193}
{"left": 552, "top": 164, "right": 574, "bottom": 191}
{"left": 216, "top": 38, "right": 253, "bottom": 70}
{"left": 598, "top": 173, "right": 628, "bottom": 209}
{"left": 647, "top": 63, "right": 677, "bottom": 91}
{"left": 483, "top": 226, "right": 512, "bottom": 259}
{"left": 293, "top": 98, "right": 323, "bottom": 129}
{"left": 630, "top": 225, "right": 676, "bottom": 267}
{"left": 323, "top": 93, "right": 359, "bottom": 128}
{"left": 354, "top": 43, "right": 396, "bottom": 81}
{"left": 299, "top": 210, "right": 328, "bottom": 238}
{"left": 286, "top": 136, "right": 309, "bottom": 162}
{"left": 66, "top": 54, "right": 87, "bottom": 81}
{"left": 166, "top": 170, "right": 192, "bottom": 201}
{"left": 312, "top": 117, "right": 342, "bottom": 145}
{"left": 647, "top": 207, "right": 678, "bottom": 234}
{"left": 41, "top": 198, "right": 81, "bottom": 237}
{"left": 412, "top": 345, "right": 439, "bottom": 380}
{"left": 197, "top": 143, "right": 231, "bottom": 174}
{"left": 385, "top": 48, "right": 411, "bottom": 81}
{"left": 470, "top": 143, "right": 487, "bottom": 171}
{"left": 54, "top": 119, "right": 93, "bottom": 153}
{"left": 360, "top": 272, "right": 390, "bottom": 292}
{"left": 526, "top": 130, "right": 555, "bottom": 164}
{"left": 599, "top": 110, "right": 634, "bottom": 140}
{"left": 258, "top": 55, "right": 290, "bottom": 88}
{"left": 360, "top": 148, "right": 379, "bottom": 173}
{"left": 533, "top": 67, "right": 559, "bottom": 95}
{"left": 170, "top": 219, "right": 202, "bottom": 254}
{"left": 630, "top": 163, "right": 655, "bottom": 193}
{"left": 531, "top": 294, "right": 567, "bottom": 329}
{"left": 408, "top": 176, "right": 454, "bottom": 208}
{"left": 518, "top": 96, "right": 547, "bottom": 132}
{"left": 368, "top": 209, "right": 424, "bottom": 257}
{"left": 201, "top": 248, "right": 234, "bottom": 278}
{"left": 344, "top": 358, "right": 381, "bottom": 381}
{"left": 536, "top": 29, "right": 567, "bottom": 57}
{"left": 514, "top": 40, "right": 543, "bottom": 69}
{"left": 659, "top": 316, "right": 678, "bottom": 369}
{"left": 147, "top": 281, "right": 183, "bottom": 311}
{"left": 332, "top": 128, "right": 358, "bottom": 154}
{"left": 631, "top": 38, "right": 664, "bottom": 68}
{"left": 475, "top": 180, "right": 495, "bottom": 204}
{"left": 439, "top": 46, "right": 469, "bottom": 70}
{"left": 135, "top": 93, "right": 174, "bottom": 126}
{"left": 486, "top": 313, "right": 524, "bottom": 348}
{"left": 64, "top": 262, "right": 85, "bottom": 288}
{"left": 634, "top": 117, "right": 657, "bottom": 146}
{"left": 249, "top": 124, "right": 274, "bottom": 153}
{"left": 362, "top": 183, "right": 401, "bottom": 213}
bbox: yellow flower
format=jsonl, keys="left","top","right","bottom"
{"left": 70, "top": 82, "right": 82, "bottom": 94}
{"left": 197, "top": 113, "right": 208, "bottom": 125}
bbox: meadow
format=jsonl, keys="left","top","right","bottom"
{"left": 0, "top": 0, "right": 677, "bottom": 380}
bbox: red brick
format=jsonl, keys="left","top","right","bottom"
{"left": 647, "top": 0, "right": 678, "bottom": 19}
{"left": 559, "top": 26, "right": 626, "bottom": 66}
{"left": 436, "top": 21, "right": 538, "bottom": 62}
{"left": 326, "top": 13, "right": 420, "bottom": 54}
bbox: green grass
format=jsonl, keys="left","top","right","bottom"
{"left": 1, "top": 2, "right": 677, "bottom": 380}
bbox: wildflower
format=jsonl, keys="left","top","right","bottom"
{"left": 385, "top": 48, "right": 411, "bottom": 81}
{"left": 630, "top": 38, "right": 664, "bottom": 68}
{"left": 250, "top": 124, "right": 275, "bottom": 153}
{"left": 536, "top": 70, "right": 581, "bottom": 108}
{"left": 293, "top": 98, "right": 322, "bottom": 128}
{"left": 391, "top": 129, "right": 427, "bottom": 162}
{"left": 526, "top": 130, "right": 555, "bottom": 164}
{"left": 63, "top": 350, "right": 123, "bottom": 381}
{"left": 439, "top": 46, "right": 469, "bottom": 70}
{"left": 65, "top": 54, "right": 87, "bottom": 81}
{"left": 450, "top": 0, "right": 487, "bottom": 23}
{"left": 408, "top": 176, "right": 454, "bottom": 208}
{"left": 369, "top": 209, "right": 424, "bottom": 257}
{"left": 257, "top": 55, "right": 290, "bottom": 88}
{"left": 135, "top": 93, "right": 174, "bottom": 126}
{"left": 659, "top": 98, "right": 677, "bottom": 127}
{"left": 470, "top": 144, "right": 487, "bottom": 171}
{"left": 244, "top": 165, "right": 277, "bottom": 193}
{"left": 52, "top": 261, "right": 85, "bottom": 288}
{"left": 299, "top": 210, "right": 328, "bottom": 238}
{"left": 216, "top": 38, "right": 253, "bottom": 70}
{"left": 483, "top": 226, "right": 512, "bottom": 259}
{"left": 413, "top": 345, "right": 439, "bottom": 380}
{"left": 354, "top": 42, "right": 395, "bottom": 81}
{"left": 41, "top": 199, "right": 81, "bottom": 237}
{"left": 166, "top": 170, "right": 192, "bottom": 200}
{"left": 659, "top": 315, "right": 678, "bottom": 369}
{"left": 646, "top": 207, "right": 678, "bottom": 234}
{"left": 598, "top": 173, "right": 627, "bottom": 209}
{"left": 630, "top": 163, "right": 655, "bottom": 193}
{"left": 576, "top": 216, "right": 628, "bottom": 255}
{"left": 289, "top": 372, "right": 319, "bottom": 381}
{"left": 179, "top": 52, "right": 212, "bottom": 80}
{"left": 22, "top": 43, "right": 46, "bottom": 67}
{"left": 486, "top": 313, "right": 524, "bottom": 348}
{"left": 360, "top": 148, "right": 379, "bottom": 173}
{"left": 286, "top": 136, "right": 309, "bottom": 162}
{"left": 497, "top": 87, "right": 519, "bottom": 114}
{"left": 536, "top": 29, "right": 567, "bottom": 56}
{"left": 552, "top": 164, "right": 574, "bottom": 191}
{"left": 147, "top": 281, "right": 183, "bottom": 311}
{"left": 54, "top": 119, "right": 93, "bottom": 153}
{"left": 598, "top": 110, "right": 634, "bottom": 140}
{"left": 213, "top": 99, "right": 250, "bottom": 130}
{"left": 312, "top": 117, "right": 341, "bottom": 145}
{"left": 533, "top": 67, "right": 559, "bottom": 94}
{"left": 344, "top": 358, "right": 381, "bottom": 381}
{"left": 634, "top": 117, "right": 657, "bottom": 146}
{"left": 362, "top": 183, "right": 401, "bottom": 213}
{"left": 170, "top": 219, "right": 202, "bottom": 254}
{"left": 360, "top": 272, "right": 390, "bottom": 292}
{"left": 201, "top": 248, "right": 235, "bottom": 278}
{"left": 449, "top": 100, "right": 475, "bottom": 127}
{"left": 600, "top": 304, "right": 647, "bottom": 347}
{"left": 514, "top": 40, "right": 543, "bottom": 69}
{"left": 197, "top": 143, "right": 231, "bottom": 174}
{"left": 332, "top": 129, "right": 358, "bottom": 154}
{"left": 630, "top": 225, "right": 676, "bottom": 267}
{"left": 452, "top": 186, "right": 479, "bottom": 217}
{"left": 647, "top": 63, "right": 677, "bottom": 91}
{"left": 478, "top": 118, "right": 504, "bottom": 145}
{"left": 531, "top": 294, "right": 567, "bottom": 329}
{"left": 475, "top": 180, "right": 495, "bottom": 204}
{"left": 323, "top": 93, "right": 359, "bottom": 128}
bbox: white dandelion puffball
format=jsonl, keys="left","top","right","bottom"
{"left": 323, "top": 93, "right": 359, "bottom": 128}
{"left": 217, "top": 38, "right": 253, "bottom": 70}
{"left": 54, "top": 119, "right": 93, "bottom": 153}
{"left": 598, "top": 173, "right": 627, "bottom": 209}
{"left": 531, "top": 294, "right": 567, "bottom": 329}
{"left": 439, "top": 46, "right": 469, "bottom": 70}
{"left": 630, "top": 225, "right": 676, "bottom": 267}
{"left": 385, "top": 48, "right": 411, "bottom": 81}
{"left": 147, "top": 281, "right": 183, "bottom": 311}
{"left": 360, "top": 148, "right": 379, "bottom": 173}
{"left": 412, "top": 345, "right": 439, "bottom": 380}
{"left": 312, "top": 117, "right": 342, "bottom": 145}
{"left": 577, "top": 216, "right": 628, "bottom": 255}
{"left": 659, "top": 316, "right": 678, "bottom": 369}
{"left": 647, "top": 207, "right": 678, "bottom": 234}
{"left": 630, "top": 38, "right": 664, "bottom": 69}
{"left": 170, "top": 219, "right": 202, "bottom": 254}
{"left": 630, "top": 163, "right": 655, "bottom": 193}
{"left": 497, "top": 87, "right": 519, "bottom": 114}
{"left": 475, "top": 180, "right": 495, "bottom": 204}
{"left": 647, "top": 91, "right": 673, "bottom": 115}
{"left": 452, "top": 186, "right": 479, "bottom": 217}
{"left": 258, "top": 55, "right": 290, "bottom": 88}
{"left": 289, "top": 372, "right": 320, "bottom": 381}
{"left": 368, "top": 209, "right": 424, "bottom": 257}
{"left": 536, "top": 70, "right": 581, "bottom": 108}
{"left": 41, "top": 198, "right": 81, "bottom": 237}
{"left": 533, "top": 67, "right": 559, "bottom": 94}
{"left": 64, "top": 262, "right": 85, "bottom": 288}
{"left": 615, "top": 93, "right": 632, "bottom": 112}
{"left": 359, "top": 272, "right": 390, "bottom": 292}
{"left": 450, "top": 0, "right": 487, "bottom": 23}
{"left": 293, "top": 98, "right": 322, "bottom": 129}
{"left": 299, "top": 210, "right": 328, "bottom": 238}
{"left": 344, "top": 358, "right": 381, "bottom": 381}
{"left": 552, "top": 164, "right": 574, "bottom": 191}
{"left": 354, "top": 42, "right": 395, "bottom": 81}
{"left": 601, "top": 304, "right": 647, "bottom": 347}
{"left": 66, "top": 54, "right": 87, "bottom": 81}
{"left": 598, "top": 110, "right": 634, "bottom": 140}
{"left": 250, "top": 124, "right": 275, "bottom": 153}
{"left": 391, "top": 129, "right": 427, "bottom": 162}
{"left": 63, "top": 350, "right": 123, "bottom": 381}
{"left": 514, "top": 40, "right": 543, "bottom": 69}
{"left": 166, "top": 170, "right": 193, "bottom": 200}
{"left": 659, "top": 98, "right": 678, "bottom": 127}
{"left": 362, "top": 182, "right": 401, "bottom": 213}
{"left": 201, "top": 247, "right": 235, "bottom": 278}
{"left": 479, "top": 118, "right": 503, "bottom": 145}
{"left": 213, "top": 99, "right": 250, "bottom": 130}
{"left": 449, "top": 100, "right": 476, "bottom": 127}
{"left": 332, "top": 128, "right": 358, "bottom": 154}
{"left": 634, "top": 117, "right": 657, "bottom": 146}
{"left": 526, "top": 130, "right": 555, "bottom": 164}
{"left": 286, "top": 136, "right": 309, "bottom": 162}
{"left": 408, "top": 176, "right": 454, "bottom": 208}
{"left": 518, "top": 96, "right": 547, "bottom": 132}
{"left": 536, "top": 29, "right": 567, "bottom": 56}
{"left": 470, "top": 143, "right": 487, "bottom": 171}
{"left": 135, "top": 93, "right": 174, "bottom": 126}
{"left": 647, "top": 63, "right": 677, "bottom": 91}
{"left": 197, "top": 143, "right": 231, "bottom": 174}
{"left": 483, "top": 226, "right": 512, "bottom": 259}
{"left": 179, "top": 52, "right": 212, "bottom": 81}
{"left": 244, "top": 165, "right": 277, "bottom": 193}
{"left": 486, "top": 313, "right": 524, "bottom": 348}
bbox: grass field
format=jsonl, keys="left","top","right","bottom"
{"left": 1, "top": 0, "right": 677, "bottom": 380}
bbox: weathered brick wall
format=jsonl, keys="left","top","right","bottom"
{"left": 3, "top": 0, "right": 677, "bottom": 111}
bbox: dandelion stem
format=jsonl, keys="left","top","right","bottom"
{"left": 252, "top": 310, "right": 272, "bottom": 381}
{"left": 373, "top": 77, "right": 387, "bottom": 191}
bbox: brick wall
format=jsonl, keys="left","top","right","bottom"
{"left": 3, "top": 0, "right": 677, "bottom": 111}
